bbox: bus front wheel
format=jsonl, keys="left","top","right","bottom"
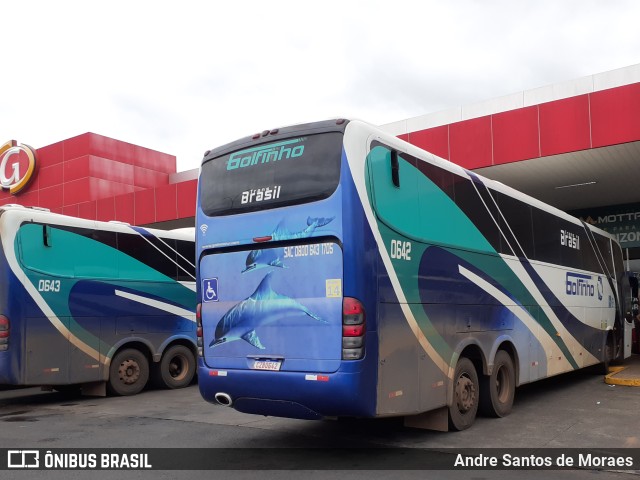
{"left": 448, "top": 357, "right": 479, "bottom": 431}
{"left": 479, "top": 350, "right": 515, "bottom": 418}
{"left": 108, "top": 348, "right": 149, "bottom": 396}
{"left": 157, "top": 345, "right": 196, "bottom": 389}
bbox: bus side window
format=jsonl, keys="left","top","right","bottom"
{"left": 531, "top": 207, "right": 562, "bottom": 265}
{"left": 594, "top": 233, "right": 614, "bottom": 275}
{"left": 117, "top": 232, "right": 178, "bottom": 281}
{"left": 451, "top": 175, "right": 501, "bottom": 252}
{"left": 176, "top": 239, "right": 196, "bottom": 281}
{"left": 496, "top": 192, "right": 534, "bottom": 258}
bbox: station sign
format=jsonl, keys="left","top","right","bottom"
{"left": 0, "top": 140, "right": 38, "bottom": 195}
{"left": 574, "top": 204, "right": 640, "bottom": 249}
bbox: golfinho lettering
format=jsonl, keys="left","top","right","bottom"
{"left": 566, "top": 272, "right": 598, "bottom": 297}
{"left": 227, "top": 138, "right": 305, "bottom": 171}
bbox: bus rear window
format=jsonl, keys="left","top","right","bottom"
{"left": 200, "top": 132, "right": 342, "bottom": 216}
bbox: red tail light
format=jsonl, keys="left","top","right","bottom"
{"left": 0, "top": 315, "right": 9, "bottom": 350}
{"left": 342, "top": 298, "right": 365, "bottom": 360}
{"left": 343, "top": 324, "right": 365, "bottom": 337}
{"left": 196, "top": 304, "right": 203, "bottom": 356}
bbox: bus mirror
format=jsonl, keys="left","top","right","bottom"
{"left": 391, "top": 150, "right": 400, "bottom": 188}
{"left": 43, "top": 225, "right": 52, "bottom": 247}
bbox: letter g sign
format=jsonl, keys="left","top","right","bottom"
{"left": 0, "top": 140, "right": 37, "bottom": 195}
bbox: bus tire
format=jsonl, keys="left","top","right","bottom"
{"left": 107, "top": 348, "right": 149, "bottom": 396}
{"left": 448, "top": 357, "right": 479, "bottom": 431}
{"left": 158, "top": 345, "right": 196, "bottom": 389}
{"left": 479, "top": 350, "right": 515, "bottom": 418}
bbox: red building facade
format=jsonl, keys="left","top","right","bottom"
{"left": 0, "top": 133, "right": 197, "bottom": 228}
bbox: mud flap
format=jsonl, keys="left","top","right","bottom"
{"left": 404, "top": 406, "right": 449, "bottom": 432}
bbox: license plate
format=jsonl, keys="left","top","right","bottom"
{"left": 252, "top": 360, "right": 282, "bottom": 371}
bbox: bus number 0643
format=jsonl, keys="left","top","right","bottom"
{"left": 390, "top": 240, "right": 412, "bottom": 261}
{"left": 38, "top": 279, "right": 61, "bottom": 292}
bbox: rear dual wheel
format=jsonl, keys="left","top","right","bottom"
{"left": 448, "top": 351, "right": 516, "bottom": 430}
{"left": 155, "top": 345, "right": 196, "bottom": 389}
{"left": 479, "top": 350, "right": 515, "bottom": 418}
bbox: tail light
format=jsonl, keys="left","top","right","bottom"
{"left": 196, "top": 303, "right": 203, "bottom": 357}
{"left": 342, "top": 298, "right": 365, "bottom": 360}
{"left": 0, "top": 315, "right": 9, "bottom": 351}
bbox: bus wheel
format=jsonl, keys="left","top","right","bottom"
{"left": 448, "top": 357, "right": 479, "bottom": 431}
{"left": 158, "top": 345, "right": 196, "bottom": 389}
{"left": 107, "top": 348, "right": 149, "bottom": 396}
{"left": 479, "top": 350, "right": 515, "bottom": 418}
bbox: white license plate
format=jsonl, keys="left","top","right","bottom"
{"left": 252, "top": 360, "right": 282, "bottom": 371}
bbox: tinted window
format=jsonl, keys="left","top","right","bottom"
{"left": 200, "top": 132, "right": 342, "bottom": 216}
{"left": 176, "top": 239, "right": 196, "bottom": 281}
{"left": 452, "top": 175, "right": 501, "bottom": 252}
{"left": 594, "top": 233, "right": 614, "bottom": 275}
{"left": 117, "top": 232, "right": 177, "bottom": 280}
{"left": 531, "top": 208, "right": 562, "bottom": 265}
{"left": 496, "top": 193, "right": 535, "bottom": 258}
{"left": 558, "top": 221, "right": 586, "bottom": 270}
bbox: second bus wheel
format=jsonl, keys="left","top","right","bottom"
{"left": 107, "top": 348, "right": 149, "bottom": 396}
{"left": 156, "top": 345, "right": 196, "bottom": 389}
{"left": 479, "top": 350, "right": 515, "bottom": 418}
{"left": 448, "top": 357, "right": 479, "bottom": 431}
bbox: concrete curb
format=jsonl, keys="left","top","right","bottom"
{"left": 605, "top": 363, "right": 640, "bottom": 387}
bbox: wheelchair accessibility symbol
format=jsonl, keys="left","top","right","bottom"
{"left": 202, "top": 278, "right": 218, "bottom": 302}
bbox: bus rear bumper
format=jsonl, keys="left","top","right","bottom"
{"left": 198, "top": 364, "right": 374, "bottom": 419}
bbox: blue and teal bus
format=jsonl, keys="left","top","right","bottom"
{"left": 195, "top": 119, "right": 632, "bottom": 430}
{"left": 0, "top": 205, "right": 196, "bottom": 396}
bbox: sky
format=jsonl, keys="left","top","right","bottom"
{"left": 2, "top": 1, "right": 640, "bottom": 173}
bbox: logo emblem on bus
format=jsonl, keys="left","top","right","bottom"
{"left": 0, "top": 140, "right": 38, "bottom": 195}
{"left": 199, "top": 224, "right": 208, "bottom": 236}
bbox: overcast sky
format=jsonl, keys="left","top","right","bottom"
{"left": 2, "top": 1, "right": 639, "bottom": 172}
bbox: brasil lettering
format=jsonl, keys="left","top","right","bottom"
{"left": 560, "top": 229, "right": 580, "bottom": 249}
{"left": 241, "top": 185, "right": 281, "bottom": 205}
{"left": 227, "top": 138, "right": 305, "bottom": 171}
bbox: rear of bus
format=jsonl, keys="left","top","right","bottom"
{"left": 196, "top": 120, "right": 377, "bottom": 420}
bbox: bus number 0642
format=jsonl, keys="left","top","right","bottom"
{"left": 390, "top": 240, "right": 412, "bottom": 261}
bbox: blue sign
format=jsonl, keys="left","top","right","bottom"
{"left": 202, "top": 278, "right": 219, "bottom": 302}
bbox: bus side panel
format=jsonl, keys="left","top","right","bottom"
{"left": 339, "top": 149, "right": 380, "bottom": 417}
{"left": 376, "top": 300, "right": 448, "bottom": 415}
{"left": 12, "top": 222, "right": 196, "bottom": 387}
{"left": 364, "top": 141, "right": 615, "bottom": 398}
{"left": 24, "top": 316, "right": 72, "bottom": 384}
